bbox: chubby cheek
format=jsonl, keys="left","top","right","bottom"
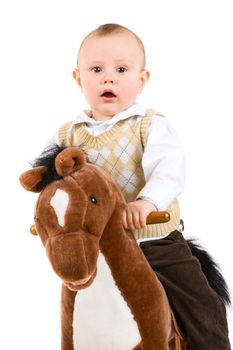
{"left": 119, "top": 83, "right": 140, "bottom": 106}
{"left": 81, "top": 80, "right": 99, "bottom": 104}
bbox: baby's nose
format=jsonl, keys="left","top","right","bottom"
{"left": 104, "top": 78, "right": 114, "bottom": 84}
{"left": 101, "top": 71, "right": 116, "bottom": 84}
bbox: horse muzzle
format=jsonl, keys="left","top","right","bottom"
{"left": 63, "top": 270, "right": 97, "bottom": 291}
{"left": 45, "top": 231, "right": 99, "bottom": 289}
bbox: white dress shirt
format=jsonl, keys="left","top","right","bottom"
{"left": 54, "top": 103, "right": 185, "bottom": 211}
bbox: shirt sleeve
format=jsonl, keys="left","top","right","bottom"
{"left": 137, "top": 115, "right": 185, "bottom": 211}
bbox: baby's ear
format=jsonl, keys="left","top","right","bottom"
{"left": 138, "top": 69, "right": 150, "bottom": 93}
{"left": 19, "top": 166, "right": 47, "bottom": 192}
{"left": 72, "top": 68, "right": 83, "bottom": 91}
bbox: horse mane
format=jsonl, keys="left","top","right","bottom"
{"left": 31, "top": 144, "right": 65, "bottom": 187}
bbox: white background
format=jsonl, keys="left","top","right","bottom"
{"left": 0, "top": 0, "right": 232, "bottom": 348}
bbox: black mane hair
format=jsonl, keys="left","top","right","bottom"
{"left": 31, "top": 144, "right": 65, "bottom": 188}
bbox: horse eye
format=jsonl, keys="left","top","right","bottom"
{"left": 89, "top": 195, "right": 97, "bottom": 204}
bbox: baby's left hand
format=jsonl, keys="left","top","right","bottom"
{"left": 122, "top": 199, "right": 157, "bottom": 230}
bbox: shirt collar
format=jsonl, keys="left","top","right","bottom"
{"left": 71, "top": 103, "right": 147, "bottom": 128}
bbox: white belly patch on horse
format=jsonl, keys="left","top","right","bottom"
{"left": 73, "top": 253, "right": 141, "bottom": 350}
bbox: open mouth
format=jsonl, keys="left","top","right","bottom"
{"left": 101, "top": 91, "right": 116, "bottom": 99}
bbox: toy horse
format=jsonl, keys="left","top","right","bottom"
{"left": 19, "top": 146, "right": 230, "bottom": 350}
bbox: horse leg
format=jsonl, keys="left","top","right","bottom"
{"left": 61, "top": 284, "right": 77, "bottom": 350}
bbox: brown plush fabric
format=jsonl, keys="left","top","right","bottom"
{"left": 19, "top": 147, "right": 185, "bottom": 350}
{"left": 61, "top": 285, "right": 77, "bottom": 349}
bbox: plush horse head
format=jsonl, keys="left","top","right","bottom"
{"left": 19, "top": 146, "right": 185, "bottom": 350}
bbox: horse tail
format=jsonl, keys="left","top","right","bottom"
{"left": 187, "top": 239, "right": 231, "bottom": 306}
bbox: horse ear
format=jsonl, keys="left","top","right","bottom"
{"left": 55, "top": 147, "right": 86, "bottom": 176}
{"left": 19, "top": 166, "right": 47, "bottom": 192}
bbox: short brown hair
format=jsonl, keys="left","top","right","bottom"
{"left": 77, "top": 23, "right": 146, "bottom": 67}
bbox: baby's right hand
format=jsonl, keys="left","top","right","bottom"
{"left": 122, "top": 199, "right": 156, "bottom": 230}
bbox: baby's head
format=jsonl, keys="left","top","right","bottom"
{"left": 78, "top": 23, "right": 147, "bottom": 69}
{"left": 73, "top": 23, "right": 150, "bottom": 120}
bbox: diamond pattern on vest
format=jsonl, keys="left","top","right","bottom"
{"left": 114, "top": 137, "right": 136, "bottom": 164}
{"left": 87, "top": 147, "right": 111, "bottom": 166}
{"left": 75, "top": 117, "right": 145, "bottom": 202}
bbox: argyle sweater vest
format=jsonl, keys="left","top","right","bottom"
{"left": 58, "top": 110, "right": 180, "bottom": 239}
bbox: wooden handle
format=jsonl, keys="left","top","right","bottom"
{"left": 146, "top": 211, "right": 170, "bottom": 225}
{"left": 29, "top": 211, "right": 170, "bottom": 234}
{"left": 30, "top": 224, "right": 38, "bottom": 235}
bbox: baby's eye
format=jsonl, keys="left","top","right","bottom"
{"left": 116, "top": 67, "right": 127, "bottom": 73}
{"left": 90, "top": 66, "right": 102, "bottom": 73}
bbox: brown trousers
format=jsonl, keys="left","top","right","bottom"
{"left": 139, "top": 231, "right": 231, "bottom": 350}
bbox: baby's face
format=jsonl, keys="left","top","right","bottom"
{"left": 74, "top": 31, "right": 149, "bottom": 120}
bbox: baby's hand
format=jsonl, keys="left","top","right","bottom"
{"left": 122, "top": 199, "right": 157, "bottom": 230}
